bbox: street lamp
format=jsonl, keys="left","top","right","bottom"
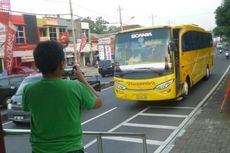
{"left": 124, "top": 16, "right": 135, "bottom": 24}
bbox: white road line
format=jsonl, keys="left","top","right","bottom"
{"left": 2, "top": 121, "right": 12, "bottom": 126}
{"left": 84, "top": 107, "right": 151, "bottom": 149}
{"left": 154, "top": 65, "right": 230, "bottom": 153}
{"left": 103, "top": 136, "right": 163, "bottom": 146}
{"left": 123, "top": 123, "right": 177, "bottom": 130}
{"left": 140, "top": 113, "right": 187, "bottom": 118}
{"left": 101, "top": 86, "right": 113, "bottom": 91}
{"left": 150, "top": 106, "right": 195, "bottom": 109}
{"left": 81, "top": 107, "right": 117, "bottom": 125}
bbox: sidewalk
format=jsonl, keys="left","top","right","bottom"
{"left": 170, "top": 77, "right": 230, "bottom": 153}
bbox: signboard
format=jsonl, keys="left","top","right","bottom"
{"left": 45, "top": 17, "right": 58, "bottom": 25}
{"left": 98, "top": 37, "right": 111, "bottom": 45}
{"left": 4, "top": 22, "right": 16, "bottom": 75}
{"left": 0, "top": 22, "right": 6, "bottom": 58}
{"left": 0, "top": 0, "right": 11, "bottom": 11}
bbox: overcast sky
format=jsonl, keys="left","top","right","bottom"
{"left": 11, "top": 0, "right": 222, "bottom": 31}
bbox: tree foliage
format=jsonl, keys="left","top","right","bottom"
{"left": 214, "top": 0, "right": 230, "bottom": 39}
{"left": 80, "top": 16, "right": 118, "bottom": 34}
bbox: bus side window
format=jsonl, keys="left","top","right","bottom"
{"left": 182, "top": 32, "right": 194, "bottom": 52}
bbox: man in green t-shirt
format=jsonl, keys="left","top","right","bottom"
{"left": 22, "top": 41, "right": 102, "bottom": 153}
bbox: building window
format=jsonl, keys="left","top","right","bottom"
{"left": 39, "top": 28, "right": 47, "bottom": 37}
{"left": 68, "top": 30, "right": 72, "bottom": 37}
{"left": 49, "top": 27, "right": 57, "bottom": 40}
{"left": 59, "top": 27, "right": 66, "bottom": 34}
{"left": 16, "top": 25, "right": 25, "bottom": 44}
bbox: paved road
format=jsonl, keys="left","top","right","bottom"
{"left": 2, "top": 52, "right": 229, "bottom": 153}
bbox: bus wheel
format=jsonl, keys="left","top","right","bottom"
{"left": 204, "top": 67, "right": 210, "bottom": 80}
{"left": 183, "top": 79, "right": 190, "bottom": 97}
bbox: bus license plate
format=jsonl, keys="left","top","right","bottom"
{"left": 136, "top": 94, "right": 147, "bottom": 100}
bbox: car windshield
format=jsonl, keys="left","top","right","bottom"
{"left": 16, "top": 75, "right": 42, "bottom": 95}
{"left": 99, "top": 60, "right": 112, "bottom": 68}
{"left": 115, "top": 28, "right": 174, "bottom": 79}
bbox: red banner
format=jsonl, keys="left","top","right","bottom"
{"left": 4, "top": 23, "right": 16, "bottom": 75}
{"left": 79, "top": 33, "right": 87, "bottom": 52}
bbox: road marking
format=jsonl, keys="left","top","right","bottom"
{"left": 150, "top": 106, "right": 195, "bottom": 109}
{"left": 84, "top": 107, "right": 151, "bottom": 149}
{"left": 101, "top": 85, "right": 113, "bottom": 91}
{"left": 123, "top": 123, "right": 177, "bottom": 130}
{"left": 2, "top": 121, "right": 12, "bottom": 126}
{"left": 103, "top": 136, "right": 163, "bottom": 146}
{"left": 155, "top": 65, "right": 230, "bottom": 153}
{"left": 82, "top": 107, "right": 117, "bottom": 125}
{"left": 140, "top": 113, "right": 187, "bottom": 118}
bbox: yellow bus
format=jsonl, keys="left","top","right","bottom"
{"left": 114, "top": 24, "right": 214, "bottom": 101}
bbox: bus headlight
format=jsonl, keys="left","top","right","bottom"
{"left": 115, "top": 82, "right": 127, "bottom": 90}
{"left": 155, "top": 79, "right": 174, "bottom": 90}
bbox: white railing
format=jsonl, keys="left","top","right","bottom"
{"left": 3, "top": 129, "right": 148, "bottom": 153}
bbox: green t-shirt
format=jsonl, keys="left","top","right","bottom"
{"left": 22, "top": 78, "right": 96, "bottom": 153}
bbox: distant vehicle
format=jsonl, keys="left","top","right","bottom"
{"left": 8, "top": 73, "right": 101, "bottom": 124}
{"left": 216, "top": 42, "right": 223, "bottom": 49}
{"left": 11, "top": 66, "right": 37, "bottom": 76}
{"left": 7, "top": 74, "right": 42, "bottom": 123}
{"left": 98, "top": 60, "right": 114, "bottom": 77}
{"left": 0, "top": 74, "right": 26, "bottom": 108}
{"left": 225, "top": 50, "right": 229, "bottom": 59}
{"left": 114, "top": 24, "right": 214, "bottom": 101}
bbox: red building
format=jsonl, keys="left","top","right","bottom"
{"left": 0, "top": 12, "right": 39, "bottom": 73}
{"left": 10, "top": 14, "right": 39, "bottom": 69}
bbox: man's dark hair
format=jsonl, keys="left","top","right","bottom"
{"left": 33, "top": 41, "right": 65, "bottom": 74}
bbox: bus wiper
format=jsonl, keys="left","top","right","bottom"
{"left": 134, "top": 67, "right": 162, "bottom": 75}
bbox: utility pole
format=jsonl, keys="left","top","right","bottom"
{"left": 151, "top": 14, "right": 157, "bottom": 26}
{"left": 69, "top": 0, "right": 77, "bottom": 64}
{"left": 118, "top": 5, "right": 123, "bottom": 31}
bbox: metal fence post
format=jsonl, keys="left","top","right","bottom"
{"left": 96, "top": 135, "right": 103, "bottom": 153}
{"left": 142, "top": 134, "right": 148, "bottom": 153}
{"left": 0, "top": 110, "right": 6, "bottom": 153}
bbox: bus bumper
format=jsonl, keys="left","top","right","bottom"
{"left": 114, "top": 86, "right": 176, "bottom": 101}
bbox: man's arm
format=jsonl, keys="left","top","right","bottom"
{"left": 74, "top": 65, "right": 102, "bottom": 108}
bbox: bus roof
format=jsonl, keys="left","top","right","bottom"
{"left": 118, "top": 24, "right": 209, "bottom": 34}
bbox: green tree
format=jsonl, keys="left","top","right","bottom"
{"left": 215, "top": 0, "right": 230, "bottom": 39}
{"left": 81, "top": 16, "right": 118, "bottom": 34}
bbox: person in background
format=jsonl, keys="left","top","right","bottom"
{"left": 22, "top": 40, "right": 102, "bottom": 153}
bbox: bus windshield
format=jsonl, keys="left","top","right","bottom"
{"left": 115, "top": 28, "right": 174, "bottom": 79}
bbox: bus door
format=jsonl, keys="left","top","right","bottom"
{"left": 172, "top": 29, "right": 182, "bottom": 96}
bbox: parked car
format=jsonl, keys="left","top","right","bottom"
{"left": 8, "top": 73, "right": 101, "bottom": 124}
{"left": 98, "top": 60, "right": 114, "bottom": 77}
{"left": 11, "top": 66, "right": 37, "bottom": 76}
{"left": 0, "top": 74, "right": 26, "bottom": 108}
